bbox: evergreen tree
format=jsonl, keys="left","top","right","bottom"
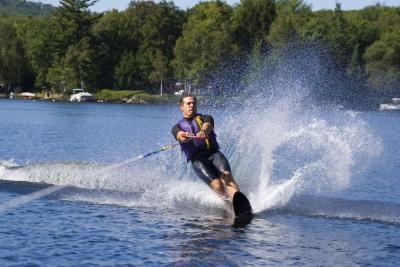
{"left": 52, "top": 0, "right": 101, "bottom": 89}
{"left": 53, "top": 0, "right": 99, "bottom": 50}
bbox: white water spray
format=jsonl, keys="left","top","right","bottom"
{"left": 219, "top": 95, "right": 382, "bottom": 213}
{"left": 0, "top": 46, "right": 383, "bottom": 218}
{"left": 0, "top": 105, "right": 382, "bottom": 216}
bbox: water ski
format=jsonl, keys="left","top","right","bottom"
{"left": 232, "top": 191, "right": 253, "bottom": 227}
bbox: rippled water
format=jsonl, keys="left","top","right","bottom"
{"left": 0, "top": 99, "right": 400, "bottom": 266}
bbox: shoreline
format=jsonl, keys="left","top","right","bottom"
{"left": 0, "top": 91, "right": 180, "bottom": 105}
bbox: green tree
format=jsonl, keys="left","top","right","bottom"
{"left": 244, "top": 39, "right": 266, "bottom": 86}
{"left": 46, "top": 60, "right": 67, "bottom": 93}
{"left": 0, "top": 19, "right": 33, "bottom": 91}
{"left": 231, "top": 0, "right": 276, "bottom": 51}
{"left": 92, "top": 10, "right": 126, "bottom": 89}
{"left": 267, "top": 0, "right": 312, "bottom": 48}
{"left": 347, "top": 44, "right": 365, "bottom": 81}
{"left": 63, "top": 37, "right": 94, "bottom": 90}
{"left": 328, "top": 4, "right": 353, "bottom": 65}
{"left": 19, "top": 18, "right": 58, "bottom": 88}
{"left": 357, "top": 4, "right": 400, "bottom": 58}
{"left": 53, "top": 0, "right": 99, "bottom": 52}
{"left": 149, "top": 49, "right": 168, "bottom": 95}
{"left": 346, "top": 15, "right": 378, "bottom": 56}
{"left": 364, "top": 27, "right": 400, "bottom": 91}
{"left": 119, "top": 1, "right": 184, "bottom": 90}
{"left": 93, "top": 1, "right": 184, "bottom": 91}
{"left": 369, "top": 5, "right": 400, "bottom": 34}
{"left": 301, "top": 4, "right": 352, "bottom": 65}
{"left": 114, "top": 51, "right": 140, "bottom": 89}
{"left": 0, "top": 0, "right": 55, "bottom": 17}
{"left": 344, "top": 14, "right": 378, "bottom": 80}
{"left": 173, "top": 1, "right": 237, "bottom": 87}
{"left": 52, "top": 0, "right": 100, "bottom": 89}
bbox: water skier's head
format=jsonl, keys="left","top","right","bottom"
{"left": 179, "top": 93, "right": 197, "bottom": 118}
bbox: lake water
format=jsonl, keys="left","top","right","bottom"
{"left": 0, "top": 98, "right": 399, "bottom": 266}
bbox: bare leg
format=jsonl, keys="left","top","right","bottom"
{"left": 210, "top": 178, "right": 232, "bottom": 212}
{"left": 210, "top": 178, "right": 225, "bottom": 197}
{"left": 219, "top": 171, "right": 240, "bottom": 200}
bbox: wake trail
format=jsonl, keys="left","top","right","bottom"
{"left": 0, "top": 157, "right": 226, "bottom": 214}
{"left": 0, "top": 185, "right": 66, "bottom": 214}
{"left": 0, "top": 143, "right": 181, "bottom": 214}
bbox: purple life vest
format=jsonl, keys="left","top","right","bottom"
{"left": 178, "top": 115, "right": 219, "bottom": 161}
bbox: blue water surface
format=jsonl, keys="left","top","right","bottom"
{"left": 0, "top": 99, "right": 400, "bottom": 266}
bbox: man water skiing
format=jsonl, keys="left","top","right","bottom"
{"left": 171, "top": 93, "right": 252, "bottom": 221}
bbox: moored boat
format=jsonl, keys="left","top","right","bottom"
{"left": 379, "top": 97, "right": 400, "bottom": 111}
{"left": 70, "top": 88, "right": 95, "bottom": 102}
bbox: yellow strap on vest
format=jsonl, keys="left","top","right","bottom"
{"left": 194, "top": 116, "right": 210, "bottom": 149}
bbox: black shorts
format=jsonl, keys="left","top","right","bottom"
{"left": 191, "top": 151, "right": 231, "bottom": 185}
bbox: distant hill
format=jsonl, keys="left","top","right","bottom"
{"left": 0, "top": 0, "right": 55, "bottom": 17}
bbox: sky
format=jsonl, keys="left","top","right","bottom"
{"left": 34, "top": 0, "right": 400, "bottom": 12}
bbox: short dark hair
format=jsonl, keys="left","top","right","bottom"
{"left": 179, "top": 93, "right": 197, "bottom": 106}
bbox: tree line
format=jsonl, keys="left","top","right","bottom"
{"left": 0, "top": 0, "right": 54, "bottom": 17}
{"left": 0, "top": 0, "right": 399, "bottom": 98}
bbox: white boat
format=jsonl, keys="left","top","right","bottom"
{"left": 379, "top": 97, "right": 400, "bottom": 111}
{"left": 19, "top": 92, "right": 36, "bottom": 99}
{"left": 174, "top": 89, "right": 185, "bottom": 95}
{"left": 70, "top": 88, "right": 95, "bottom": 102}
